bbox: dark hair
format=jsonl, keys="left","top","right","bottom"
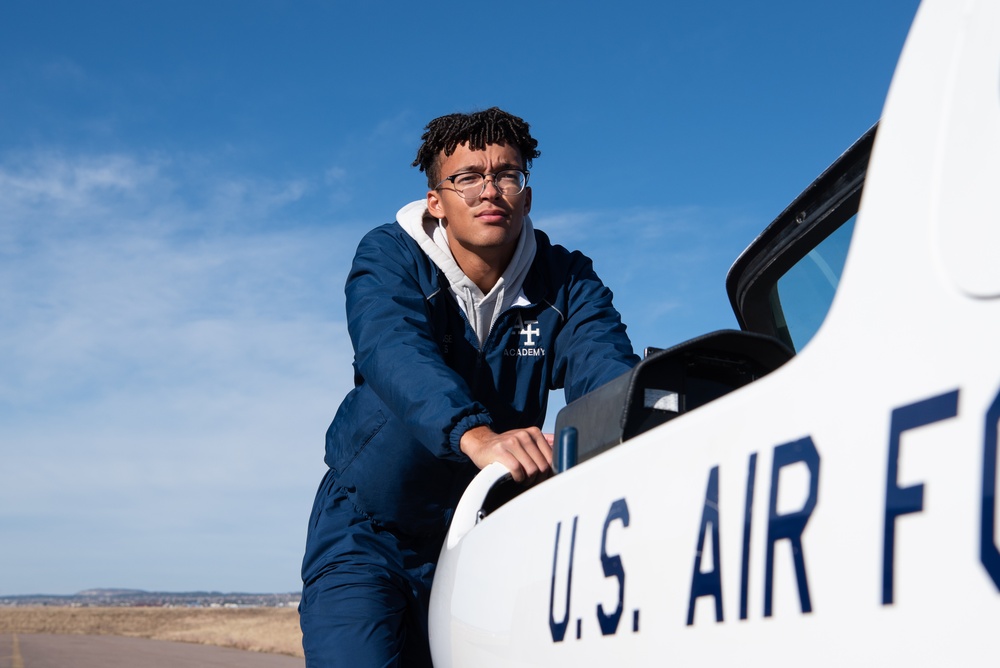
{"left": 412, "top": 107, "right": 541, "bottom": 187}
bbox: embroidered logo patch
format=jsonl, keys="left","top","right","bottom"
{"left": 506, "top": 317, "right": 545, "bottom": 357}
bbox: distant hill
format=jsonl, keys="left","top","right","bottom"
{"left": 0, "top": 588, "right": 300, "bottom": 608}
{"left": 74, "top": 588, "right": 147, "bottom": 597}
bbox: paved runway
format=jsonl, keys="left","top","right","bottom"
{"left": 0, "top": 633, "right": 305, "bottom": 668}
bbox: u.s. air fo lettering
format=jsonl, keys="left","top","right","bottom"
{"left": 546, "top": 382, "right": 1000, "bottom": 644}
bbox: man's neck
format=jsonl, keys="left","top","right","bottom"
{"left": 448, "top": 240, "right": 515, "bottom": 294}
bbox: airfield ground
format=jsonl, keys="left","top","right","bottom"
{"left": 0, "top": 606, "right": 303, "bottom": 658}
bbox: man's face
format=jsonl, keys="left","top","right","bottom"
{"left": 426, "top": 142, "right": 532, "bottom": 264}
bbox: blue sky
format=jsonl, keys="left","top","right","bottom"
{"left": 0, "top": 1, "right": 920, "bottom": 596}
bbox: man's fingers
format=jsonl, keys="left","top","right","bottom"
{"left": 526, "top": 431, "right": 553, "bottom": 471}
{"left": 462, "top": 426, "right": 555, "bottom": 483}
{"left": 508, "top": 429, "right": 552, "bottom": 482}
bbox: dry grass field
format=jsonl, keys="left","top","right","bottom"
{"left": 0, "top": 606, "right": 303, "bottom": 658}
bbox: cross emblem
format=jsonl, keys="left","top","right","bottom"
{"left": 519, "top": 320, "right": 540, "bottom": 347}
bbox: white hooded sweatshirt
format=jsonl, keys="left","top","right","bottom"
{"left": 396, "top": 200, "right": 536, "bottom": 347}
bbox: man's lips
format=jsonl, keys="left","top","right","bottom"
{"left": 475, "top": 210, "right": 508, "bottom": 223}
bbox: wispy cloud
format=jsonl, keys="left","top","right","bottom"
{"left": 0, "top": 150, "right": 361, "bottom": 593}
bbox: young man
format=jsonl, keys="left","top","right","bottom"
{"left": 300, "top": 107, "right": 639, "bottom": 666}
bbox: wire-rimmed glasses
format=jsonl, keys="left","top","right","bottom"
{"left": 434, "top": 169, "right": 529, "bottom": 200}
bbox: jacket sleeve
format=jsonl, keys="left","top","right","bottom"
{"left": 345, "top": 225, "right": 491, "bottom": 461}
{"left": 551, "top": 250, "right": 641, "bottom": 404}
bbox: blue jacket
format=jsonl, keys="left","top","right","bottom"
{"left": 320, "top": 221, "right": 638, "bottom": 537}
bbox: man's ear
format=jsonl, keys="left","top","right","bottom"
{"left": 523, "top": 186, "right": 532, "bottom": 215}
{"left": 427, "top": 190, "right": 445, "bottom": 219}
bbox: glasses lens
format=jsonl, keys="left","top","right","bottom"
{"left": 495, "top": 170, "right": 526, "bottom": 195}
{"left": 452, "top": 173, "right": 484, "bottom": 199}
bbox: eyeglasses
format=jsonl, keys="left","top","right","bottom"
{"left": 434, "top": 169, "right": 529, "bottom": 200}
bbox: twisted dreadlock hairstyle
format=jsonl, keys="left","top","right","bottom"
{"left": 412, "top": 107, "right": 541, "bottom": 187}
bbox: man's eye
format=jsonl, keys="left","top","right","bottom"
{"left": 453, "top": 174, "right": 482, "bottom": 187}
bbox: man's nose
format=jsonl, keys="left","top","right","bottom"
{"left": 480, "top": 176, "right": 502, "bottom": 199}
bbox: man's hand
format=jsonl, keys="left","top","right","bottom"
{"left": 460, "top": 425, "right": 554, "bottom": 483}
